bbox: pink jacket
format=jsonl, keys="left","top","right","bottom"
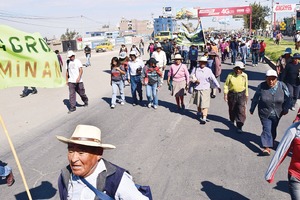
{"left": 168, "top": 63, "right": 190, "bottom": 83}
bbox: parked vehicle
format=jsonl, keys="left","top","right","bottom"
{"left": 95, "top": 41, "right": 114, "bottom": 52}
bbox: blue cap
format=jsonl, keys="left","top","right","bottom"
{"left": 284, "top": 48, "right": 292, "bottom": 54}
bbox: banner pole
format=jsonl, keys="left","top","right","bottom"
{"left": 0, "top": 115, "right": 32, "bottom": 200}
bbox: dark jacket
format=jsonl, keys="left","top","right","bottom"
{"left": 250, "top": 81, "right": 290, "bottom": 118}
{"left": 281, "top": 62, "right": 300, "bottom": 86}
{"left": 58, "top": 159, "right": 125, "bottom": 200}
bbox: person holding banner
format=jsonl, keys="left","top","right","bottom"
{"left": 66, "top": 51, "right": 89, "bottom": 113}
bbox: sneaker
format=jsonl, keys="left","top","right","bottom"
{"left": 291, "top": 107, "right": 296, "bottom": 111}
{"left": 148, "top": 103, "right": 152, "bottom": 108}
{"left": 84, "top": 102, "right": 88, "bottom": 107}
{"left": 210, "top": 94, "right": 216, "bottom": 98}
{"left": 262, "top": 148, "right": 271, "bottom": 156}
{"left": 111, "top": 104, "right": 115, "bottom": 109}
{"left": 120, "top": 101, "right": 125, "bottom": 105}
{"left": 200, "top": 118, "right": 206, "bottom": 124}
{"left": 32, "top": 90, "right": 38, "bottom": 94}
{"left": 20, "top": 93, "right": 27, "bottom": 98}
{"left": 153, "top": 105, "right": 158, "bottom": 109}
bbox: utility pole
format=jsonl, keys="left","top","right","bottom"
{"left": 270, "top": 0, "right": 274, "bottom": 34}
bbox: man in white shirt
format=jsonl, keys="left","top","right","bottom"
{"left": 66, "top": 51, "right": 89, "bottom": 113}
{"left": 127, "top": 51, "right": 144, "bottom": 106}
{"left": 151, "top": 43, "right": 167, "bottom": 84}
{"left": 57, "top": 124, "right": 149, "bottom": 200}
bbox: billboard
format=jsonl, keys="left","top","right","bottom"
{"left": 198, "top": 6, "right": 252, "bottom": 17}
{"left": 176, "top": 21, "right": 205, "bottom": 46}
{"left": 176, "top": 8, "right": 198, "bottom": 20}
{"left": 163, "top": 7, "right": 172, "bottom": 16}
{"left": 273, "top": 4, "right": 296, "bottom": 13}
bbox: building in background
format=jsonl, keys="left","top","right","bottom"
{"left": 153, "top": 16, "right": 177, "bottom": 36}
{"left": 119, "top": 18, "right": 153, "bottom": 36}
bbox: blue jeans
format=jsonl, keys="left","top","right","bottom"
{"left": 231, "top": 50, "right": 237, "bottom": 64}
{"left": 111, "top": 80, "right": 125, "bottom": 105}
{"left": 289, "top": 174, "right": 300, "bottom": 200}
{"left": 86, "top": 54, "right": 91, "bottom": 66}
{"left": 241, "top": 52, "right": 247, "bottom": 65}
{"left": 146, "top": 83, "right": 158, "bottom": 106}
{"left": 252, "top": 52, "right": 259, "bottom": 64}
{"left": 130, "top": 75, "right": 143, "bottom": 104}
{"left": 0, "top": 165, "right": 11, "bottom": 177}
{"left": 260, "top": 115, "right": 280, "bottom": 148}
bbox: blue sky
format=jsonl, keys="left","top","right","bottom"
{"left": 0, "top": 0, "right": 298, "bottom": 38}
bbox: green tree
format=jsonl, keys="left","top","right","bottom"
{"left": 60, "top": 28, "right": 79, "bottom": 41}
{"left": 243, "top": 2, "right": 270, "bottom": 30}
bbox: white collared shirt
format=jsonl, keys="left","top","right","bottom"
{"left": 66, "top": 58, "right": 83, "bottom": 83}
{"left": 128, "top": 58, "right": 144, "bottom": 76}
{"left": 151, "top": 50, "right": 167, "bottom": 68}
{"left": 67, "top": 159, "right": 148, "bottom": 200}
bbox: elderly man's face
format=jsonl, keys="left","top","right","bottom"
{"left": 68, "top": 143, "right": 102, "bottom": 177}
{"left": 266, "top": 76, "right": 277, "bottom": 88}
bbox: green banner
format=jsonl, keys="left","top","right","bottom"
{"left": 176, "top": 21, "right": 205, "bottom": 46}
{"left": 0, "top": 25, "right": 65, "bottom": 89}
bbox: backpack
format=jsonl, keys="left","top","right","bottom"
{"left": 104, "top": 162, "right": 153, "bottom": 200}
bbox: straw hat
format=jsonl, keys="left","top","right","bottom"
{"left": 56, "top": 125, "right": 116, "bottom": 149}
{"left": 172, "top": 54, "right": 183, "bottom": 60}
{"left": 198, "top": 56, "right": 208, "bottom": 62}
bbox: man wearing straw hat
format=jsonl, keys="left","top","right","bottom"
{"left": 57, "top": 125, "right": 148, "bottom": 199}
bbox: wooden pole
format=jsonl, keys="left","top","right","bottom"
{"left": 0, "top": 115, "right": 32, "bottom": 200}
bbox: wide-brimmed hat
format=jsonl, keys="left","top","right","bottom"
{"left": 233, "top": 61, "right": 245, "bottom": 69}
{"left": 129, "top": 51, "right": 137, "bottom": 57}
{"left": 156, "top": 43, "right": 162, "bottom": 48}
{"left": 148, "top": 58, "right": 159, "bottom": 65}
{"left": 266, "top": 69, "right": 278, "bottom": 77}
{"left": 56, "top": 125, "right": 116, "bottom": 149}
{"left": 172, "top": 54, "right": 183, "bottom": 60}
{"left": 284, "top": 48, "right": 292, "bottom": 55}
{"left": 67, "top": 51, "right": 75, "bottom": 58}
{"left": 198, "top": 56, "right": 208, "bottom": 62}
{"left": 119, "top": 52, "right": 127, "bottom": 59}
{"left": 293, "top": 53, "right": 300, "bottom": 59}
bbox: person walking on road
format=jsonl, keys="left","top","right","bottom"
{"left": 188, "top": 44, "right": 198, "bottom": 73}
{"left": 250, "top": 69, "right": 290, "bottom": 156}
{"left": 265, "top": 121, "right": 300, "bottom": 200}
{"left": 66, "top": 51, "right": 89, "bottom": 113}
{"left": 127, "top": 51, "right": 144, "bottom": 106}
{"left": 84, "top": 45, "right": 91, "bottom": 67}
{"left": 168, "top": 54, "right": 190, "bottom": 111}
{"left": 147, "top": 42, "right": 155, "bottom": 58}
{"left": 161, "top": 39, "right": 173, "bottom": 65}
{"left": 56, "top": 124, "right": 149, "bottom": 200}
{"left": 55, "top": 50, "right": 63, "bottom": 72}
{"left": 259, "top": 39, "right": 266, "bottom": 63}
{"left": 206, "top": 51, "right": 222, "bottom": 98}
{"left": 229, "top": 37, "right": 239, "bottom": 65}
{"left": 119, "top": 52, "right": 129, "bottom": 86}
{"left": 250, "top": 38, "right": 260, "bottom": 67}
{"left": 139, "top": 39, "right": 144, "bottom": 56}
{"left": 119, "top": 44, "right": 128, "bottom": 54}
{"left": 151, "top": 43, "right": 167, "bottom": 85}
{"left": 130, "top": 45, "right": 141, "bottom": 57}
{"left": 191, "top": 56, "right": 221, "bottom": 124}
{"left": 281, "top": 53, "right": 300, "bottom": 111}
{"left": 142, "top": 58, "right": 162, "bottom": 109}
{"left": 110, "top": 57, "right": 126, "bottom": 109}
{"left": 224, "top": 62, "right": 248, "bottom": 133}
{"left": 276, "top": 48, "right": 293, "bottom": 81}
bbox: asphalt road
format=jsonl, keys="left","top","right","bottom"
{"left": 0, "top": 49, "right": 296, "bottom": 200}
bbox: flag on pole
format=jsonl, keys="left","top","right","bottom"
{"left": 0, "top": 25, "right": 65, "bottom": 89}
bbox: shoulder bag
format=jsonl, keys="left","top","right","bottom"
{"left": 168, "top": 64, "right": 182, "bottom": 91}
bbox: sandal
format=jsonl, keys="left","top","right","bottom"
{"left": 6, "top": 172, "right": 15, "bottom": 186}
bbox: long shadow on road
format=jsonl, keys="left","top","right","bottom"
{"left": 15, "top": 181, "right": 57, "bottom": 200}
{"left": 200, "top": 181, "right": 250, "bottom": 200}
{"left": 209, "top": 114, "right": 262, "bottom": 154}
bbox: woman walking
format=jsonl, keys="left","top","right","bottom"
{"left": 250, "top": 69, "right": 290, "bottom": 155}
{"left": 224, "top": 62, "right": 248, "bottom": 132}
{"left": 142, "top": 58, "right": 162, "bottom": 109}
{"left": 191, "top": 56, "right": 221, "bottom": 124}
{"left": 110, "top": 57, "right": 126, "bottom": 109}
{"left": 167, "top": 54, "right": 190, "bottom": 111}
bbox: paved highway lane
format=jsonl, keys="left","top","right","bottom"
{"left": 0, "top": 50, "right": 296, "bottom": 199}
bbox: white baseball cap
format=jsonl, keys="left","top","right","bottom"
{"left": 233, "top": 61, "right": 245, "bottom": 69}
{"left": 266, "top": 69, "right": 278, "bottom": 77}
{"left": 129, "top": 51, "right": 137, "bottom": 56}
{"left": 119, "top": 52, "right": 127, "bottom": 59}
{"left": 67, "top": 50, "right": 75, "bottom": 58}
